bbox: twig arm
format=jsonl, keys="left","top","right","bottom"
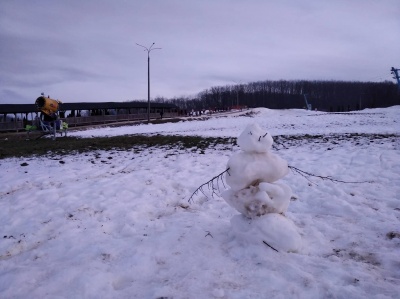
{"left": 188, "top": 168, "right": 230, "bottom": 203}
{"left": 288, "top": 165, "right": 373, "bottom": 184}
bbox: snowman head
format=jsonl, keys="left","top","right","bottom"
{"left": 237, "top": 123, "right": 274, "bottom": 153}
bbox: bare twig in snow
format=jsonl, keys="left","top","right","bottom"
{"left": 263, "top": 240, "right": 279, "bottom": 252}
{"left": 188, "top": 168, "right": 230, "bottom": 203}
{"left": 288, "top": 165, "right": 373, "bottom": 184}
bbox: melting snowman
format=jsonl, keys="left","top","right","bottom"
{"left": 222, "top": 123, "right": 302, "bottom": 252}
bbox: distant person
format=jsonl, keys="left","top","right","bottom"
{"left": 160, "top": 111, "right": 164, "bottom": 119}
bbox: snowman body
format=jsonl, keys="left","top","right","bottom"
{"left": 222, "top": 123, "right": 302, "bottom": 252}
{"left": 222, "top": 123, "right": 292, "bottom": 218}
{"left": 226, "top": 151, "right": 289, "bottom": 192}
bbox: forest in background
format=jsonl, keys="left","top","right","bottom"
{"left": 155, "top": 80, "right": 400, "bottom": 112}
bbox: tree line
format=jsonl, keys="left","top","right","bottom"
{"left": 155, "top": 80, "right": 400, "bottom": 112}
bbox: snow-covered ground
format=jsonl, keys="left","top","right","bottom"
{"left": 68, "top": 107, "right": 399, "bottom": 138}
{"left": 1, "top": 106, "right": 399, "bottom": 298}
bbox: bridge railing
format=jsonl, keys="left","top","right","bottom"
{"left": 0, "top": 113, "right": 178, "bottom": 132}
{"left": 0, "top": 120, "right": 25, "bottom": 132}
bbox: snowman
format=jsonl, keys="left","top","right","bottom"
{"left": 222, "top": 123, "right": 302, "bottom": 252}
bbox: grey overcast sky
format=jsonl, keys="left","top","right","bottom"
{"left": 0, "top": 0, "right": 399, "bottom": 104}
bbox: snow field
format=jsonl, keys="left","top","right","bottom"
{"left": 68, "top": 107, "right": 400, "bottom": 139}
{"left": 0, "top": 106, "right": 399, "bottom": 298}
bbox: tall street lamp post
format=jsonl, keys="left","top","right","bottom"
{"left": 232, "top": 80, "right": 243, "bottom": 108}
{"left": 136, "top": 42, "right": 161, "bottom": 122}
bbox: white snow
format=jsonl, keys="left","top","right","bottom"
{"left": 236, "top": 123, "right": 274, "bottom": 153}
{"left": 224, "top": 150, "right": 289, "bottom": 192}
{"left": 222, "top": 122, "right": 299, "bottom": 252}
{"left": 230, "top": 213, "right": 302, "bottom": 253}
{"left": 67, "top": 106, "right": 400, "bottom": 138}
{"left": 1, "top": 106, "right": 400, "bottom": 298}
{"left": 222, "top": 182, "right": 292, "bottom": 217}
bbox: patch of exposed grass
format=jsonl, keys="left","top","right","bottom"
{"left": 1, "top": 131, "right": 397, "bottom": 159}
{"left": 0, "top": 134, "right": 234, "bottom": 159}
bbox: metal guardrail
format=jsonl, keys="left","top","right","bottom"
{"left": 0, "top": 121, "right": 24, "bottom": 132}
{"left": 0, "top": 113, "right": 178, "bottom": 132}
